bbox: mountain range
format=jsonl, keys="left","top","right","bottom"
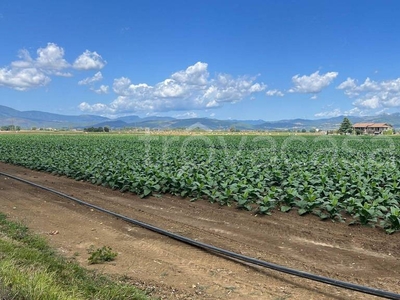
{"left": 1, "top": 105, "right": 400, "bottom": 131}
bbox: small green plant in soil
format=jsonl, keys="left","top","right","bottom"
{"left": 87, "top": 245, "right": 118, "bottom": 264}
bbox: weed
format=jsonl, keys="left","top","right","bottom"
{"left": 87, "top": 245, "right": 118, "bottom": 265}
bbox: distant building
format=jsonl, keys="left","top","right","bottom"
{"left": 352, "top": 123, "right": 392, "bottom": 135}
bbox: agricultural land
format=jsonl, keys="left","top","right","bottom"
{"left": 0, "top": 133, "right": 399, "bottom": 299}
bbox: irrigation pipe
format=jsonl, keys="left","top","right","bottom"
{"left": 1, "top": 171, "right": 399, "bottom": 299}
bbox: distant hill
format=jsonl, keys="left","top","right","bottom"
{"left": 87, "top": 120, "right": 129, "bottom": 129}
{"left": 1, "top": 104, "right": 400, "bottom": 131}
{"left": 0, "top": 105, "right": 108, "bottom": 128}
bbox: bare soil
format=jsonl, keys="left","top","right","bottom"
{"left": 0, "top": 162, "right": 399, "bottom": 300}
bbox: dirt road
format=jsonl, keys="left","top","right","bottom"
{"left": 0, "top": 162, "right": 399, "bottom": 299}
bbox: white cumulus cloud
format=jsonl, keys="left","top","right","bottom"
{"left": 78, "top": 71, "right": 103, "bottom": 85}
{"left": 92, "top": 85, "right": 109, "bottom": 94}
{"left": 171, "top": 62, "right": 209, "bottom": 85}
{"left": 289, "top": 71, "right": 338, "bottom": 94}
{"left": 0, "top": 43, "right": 70, "bottom": 90}
{"left": 337, "top": 77, "right": 357, "bottom": 94}
{"left": 266, "top": 89, "right": 284, "bottom": 97}
{"left": 0, "top": 67, "right": 51, "bottom": 91}
{"left": 112, "top": 78, "right": 153, "bottom": 97}
{"left": 35, "top": 43, "right": 70, "bottom": 70}
{"left": 0, "top": 43, "right": 106, "bottom": 91}
{"left": 315, "top": 106, "right": 374, "bottom": 118}
{"left": 73, "top": 50, "right": 106, "bottom": 70}
{"left": 79, "top": 62, "right": 266, "bottom": 114}
{"left": 337, "top": 77, "right": 400, "bottom": 110}
{"left": 11, "top": 43, "right": 70, "bottom": 72}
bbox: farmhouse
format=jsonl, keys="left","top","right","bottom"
{"left": 352, "top": 123, "right": 392, "bottom": 135}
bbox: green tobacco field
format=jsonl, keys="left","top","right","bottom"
{"left": 0, "top": 133, "right": 399, "bottom": 233}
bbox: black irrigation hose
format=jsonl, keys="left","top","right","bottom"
{"left": 1, "top": 171, "right": 400, "bottom": 300}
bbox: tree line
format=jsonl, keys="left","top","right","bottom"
{"left": 1, "top": 125, "right": 21, "bottom": 131}
{"left": 83, "top": 126, "right": 110, "bottom": 132}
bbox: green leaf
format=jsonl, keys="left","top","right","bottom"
{"left": 298, "top": 208, "right": 307, "bottom": 216}
{"left": 141, "top": 187, "right": 152, "bottom": 198}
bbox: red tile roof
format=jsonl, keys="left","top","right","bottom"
{"left": 353, "top": 123, "right": 374, "bottom": 127}
{"left": 352, "top": 122, "right": 391, "bottom": 128}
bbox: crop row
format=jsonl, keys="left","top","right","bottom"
{"left": 0, "top": 134, "right": 399, "bottom": 233}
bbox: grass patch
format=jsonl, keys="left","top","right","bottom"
{"left": 0, "top": 212, "right": 150, "bottom": 300}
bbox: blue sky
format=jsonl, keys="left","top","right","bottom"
{"left": 1, "top": 0, "right": 400, "bottom": 121}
